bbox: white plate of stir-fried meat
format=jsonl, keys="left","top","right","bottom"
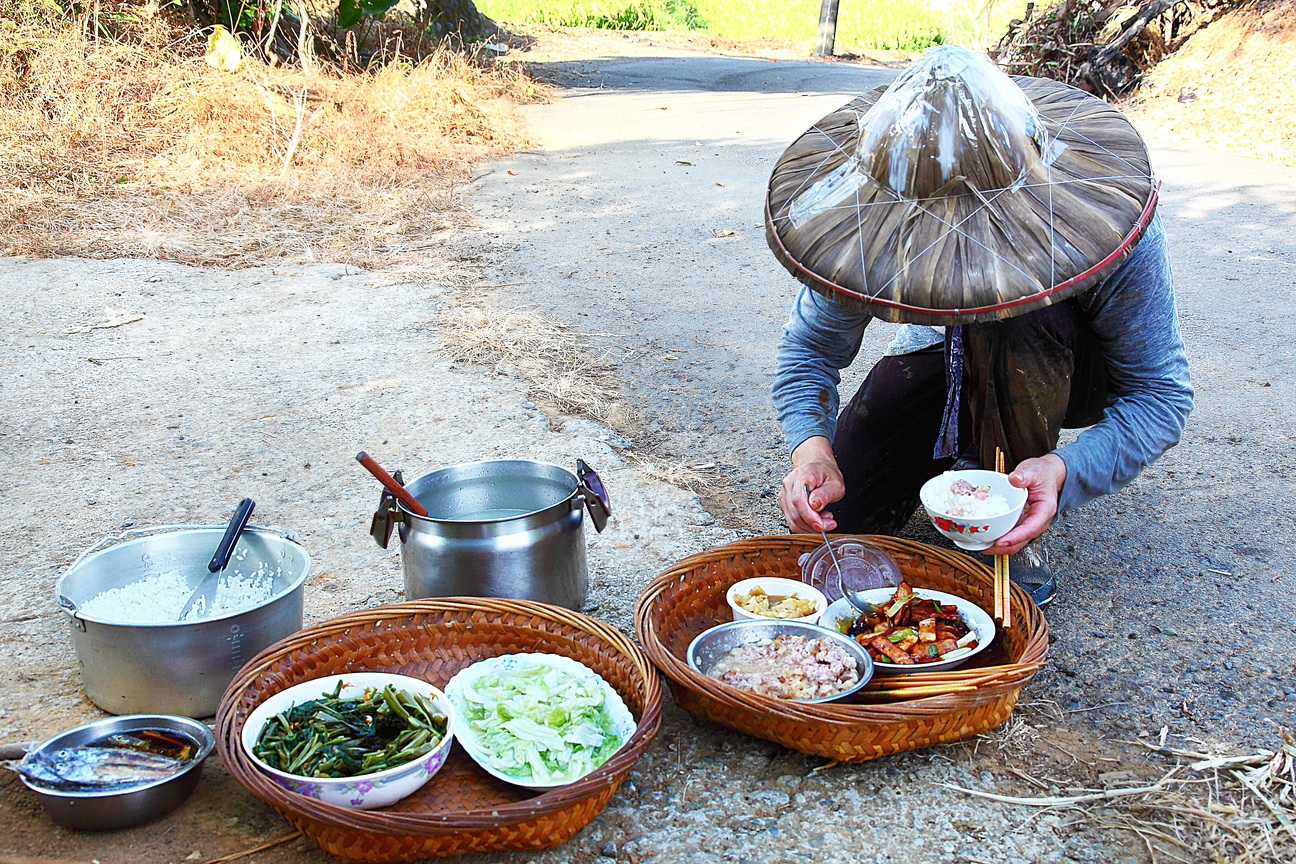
{"left": 822, "top": 582, "right": 995, "bottom": 673}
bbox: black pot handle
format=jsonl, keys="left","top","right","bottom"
{"left": 370, "top": 490, "right": 398, "bottom": 549}
{"left": 576, "top": 459, "right": 611, "bottom": 533}
{"left": 370, "top": 470, "right": 415, "bottom": 548}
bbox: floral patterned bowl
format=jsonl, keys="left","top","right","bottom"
{"left": 919, "top": 469, "right": 1028, "bottom": 551}
{"left": 239, "top": 672, "right": 456, "bottom": 810}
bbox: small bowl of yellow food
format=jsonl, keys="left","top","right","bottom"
{"left": 725, "top": 577, "right": 827, "bottom": 625}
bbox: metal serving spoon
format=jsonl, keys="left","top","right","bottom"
{"left": 178, "top": 498, "right": 255, "bottom": 620}
{"left": 806, "top": 484, "right": 875, "bottom": 614}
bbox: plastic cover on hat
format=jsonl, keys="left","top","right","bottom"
{"left": 790, "top": 49, "right": 1061, "bottom": 228}
{"left": 766, "top": 45, "right": 1156, "bottom": 325}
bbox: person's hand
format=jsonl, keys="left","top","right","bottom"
{"left": 778, "top": 436, "right": 845, "bottom": 533}
{"left": 985, "top": 453, "right": 1067, "bottom": 555}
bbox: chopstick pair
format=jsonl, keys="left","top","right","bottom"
{"left": 993, "top": 448, "right": 1011, "bottom": 628}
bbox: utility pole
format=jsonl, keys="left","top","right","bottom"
{"left": 815, "top": 0, "right": 840, "bottom": 57}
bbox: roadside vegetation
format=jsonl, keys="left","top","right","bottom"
{"left": 1125, "top": 0, "right": 1296, "bottom": 166}
{"left": 0, "top": 0, "right": 547, "bottom": 265}
{"left": 476, "top": 0, "right": 1027, "bottom": 50}
{"left": 5, "top": 0, "right": 1291, "bottom": 270}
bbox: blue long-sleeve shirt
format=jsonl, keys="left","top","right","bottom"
{"left": 772, "top": 213, "right": 1194, "bottom": 513}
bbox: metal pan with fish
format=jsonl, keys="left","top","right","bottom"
{"left": 11, "top": 714, "right": 214, "bottom": 830}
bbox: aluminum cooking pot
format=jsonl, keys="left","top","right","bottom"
{"left": 370, "top": 459, "right": 610, "bottom": 609}
{"left": 56, "top": 525, "right": 309, "bottom": 718}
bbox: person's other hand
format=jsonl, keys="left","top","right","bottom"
{"left": 986, "top": 453, "right": 1067, "bottom": 555}
{"left": 778, "top": 436, "right": 845, "bottom": 533}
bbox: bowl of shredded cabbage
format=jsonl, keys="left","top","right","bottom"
{"left": 444, "top": 653, "right": 635, "bottom": 790}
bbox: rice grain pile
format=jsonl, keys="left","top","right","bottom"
{"left": 926, "top": 481, "right": 1011, "bottom": 519}
{"left": 80, "top": 569, "right": 276, "bottom": 622}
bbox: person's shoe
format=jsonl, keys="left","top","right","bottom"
{"left": 1009, "top": 538, "right": 1056, "bottom": 607}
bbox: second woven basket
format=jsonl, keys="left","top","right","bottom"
{"left": 634, "top": 535, "right": 1048, "bottom": 762}
{"left": 217, "top": 598, "right": 661, "bottom": 861}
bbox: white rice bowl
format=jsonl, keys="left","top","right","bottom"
{"left": 919, "top": 470, "right": 1027, "bottom": 551}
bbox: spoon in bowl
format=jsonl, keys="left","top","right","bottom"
{"left": 804, "top": 484, "right": 854, "bottom": 608}
{"left": 805, "top": 484, "right": 879, "bottom": 614}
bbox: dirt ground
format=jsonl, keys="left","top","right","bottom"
{"left": 2, "top": 15, "right": 1295, "bottom": 864}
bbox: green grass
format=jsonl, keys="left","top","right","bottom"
{"left": 694, "top": 0, "right": 947, "bottom": 51}
{"left": 478, "top": 0, "right": 947, "bottom": 51}
{"left": 477, "top": 0, "right": 700, "bottom": 32}
{"left": 478, "top": 0, "right": 1028, "bottom": 52}
{"left": 1, "top": 0, "right": 66, "bottom": 28}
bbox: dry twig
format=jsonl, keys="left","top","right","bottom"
{"left": 206, "top": 831, "right": 303, "bottom": 864}
{"left": 621, "top": 453, "right": 713, "bottom": 492}
{"left": 949, "top": 728, "right": 1296, "bottom": 863}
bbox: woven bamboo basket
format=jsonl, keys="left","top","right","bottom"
{"left": 634, "top": 535, "right": 1048, "bottom": 762}
{"left": 216, "top": 598, "right": 661, "bottom": 861}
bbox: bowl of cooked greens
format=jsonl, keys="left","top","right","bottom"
{"left": 239, "top": 672, "right": 455, "bottom": 809}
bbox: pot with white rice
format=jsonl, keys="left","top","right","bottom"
{"left": 56, "top": 525, "right": 310, "bottom": 718}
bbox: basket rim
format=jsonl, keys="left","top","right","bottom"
{"left": 215, "top": 597, "right": 662, "bottom": 836}
{"left": 634, "top": 534, "right": 1048, "bottom": 722}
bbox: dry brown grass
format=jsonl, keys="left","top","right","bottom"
{"left": 0, "top": 17, "right": 548, "bottom": 265}
{"left": 1125, "top": 0, "right": 1296, "bottom": 167}
{"left": 950, "top": 727, "right": 1296, "bottom": 864}
{"left": 620, "top": 451, "right": 717, "bottom": 491}
{"left": 436, "top": 299, "right": 634, "bottom": 426}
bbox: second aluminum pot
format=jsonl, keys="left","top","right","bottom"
{"left": 370, "top": 459, "right": 610, "bottom": 609}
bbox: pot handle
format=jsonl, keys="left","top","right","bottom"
{"left": 65, "top": 524, "right": 297, "bottom": 572}
{"left": 370, "top": 493, "right": 399, "bottom": 550}
{"left": 369, "top": 469, "right": 410, "bottom": 550}
{"left": 576, "top": 459, "right": 611, "bottom": 533}
{"left": 0, "top": 741, "right": 31, "bottom": 760}
{"left": 57, "top": 594, "right": 86, "bottom": 631}
{"left": 64, "top": 523, "right": 198, "bottom": 574}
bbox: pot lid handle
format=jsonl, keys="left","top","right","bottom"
{"left": 576, "top": 459, "right": 611, "bottom": 533}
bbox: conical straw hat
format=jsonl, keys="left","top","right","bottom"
{"left": 765, "top": 46, "right": 1157, "bottom": 325}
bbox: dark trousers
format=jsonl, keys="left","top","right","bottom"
{"left": 831, "top": 300, "right": 1109, "bottom": 535}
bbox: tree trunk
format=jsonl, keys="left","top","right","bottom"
{"left": 815, "top": 0, "right": 841, "bottom": 57}
{"left": 1094, "top": 0, "right": 1175, "bottom": 64}
{"left": 426, "top": 0, "right": 490, "bottom": 40}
